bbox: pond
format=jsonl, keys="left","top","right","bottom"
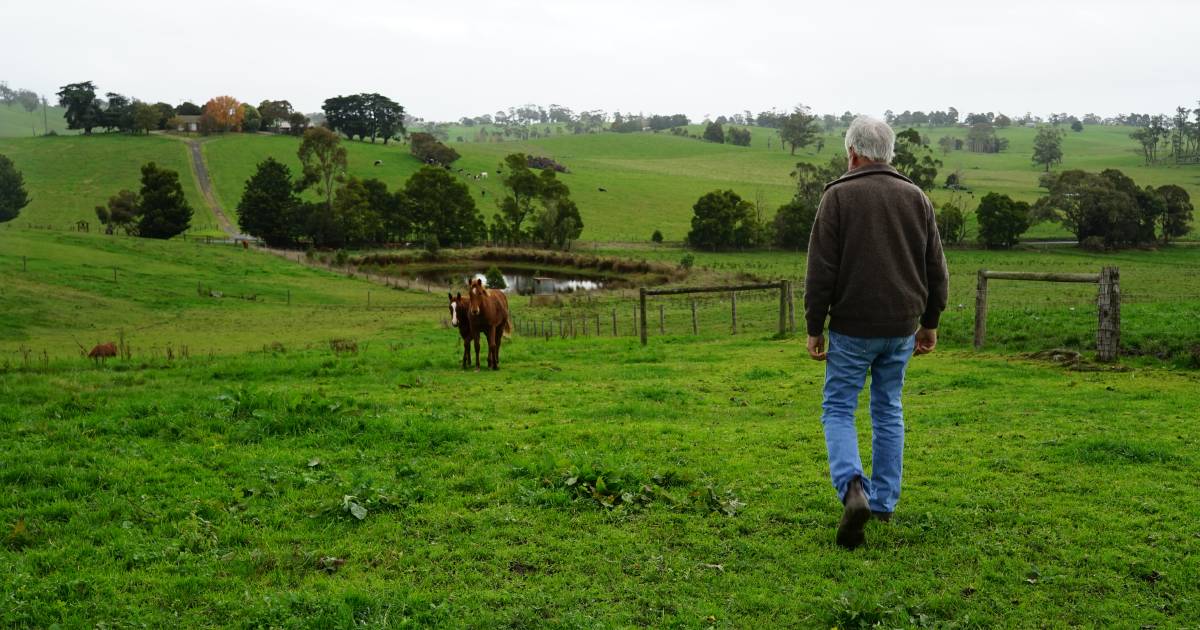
{"left": 405, "top": 267, "right": 610, "bottom": 294}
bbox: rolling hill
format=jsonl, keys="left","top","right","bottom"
{"left": 0, "top": 101, "right": 73, "bottom": 137}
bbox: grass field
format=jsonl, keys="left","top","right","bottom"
{"left": 0, "top": 134, "right": 219, "bottom": 236}
{"left": 0, "top": 102, "right": 72, "bottom": 138}
{"left": 2, "top": 224, "right": 1199, "bottom": 626}
{"left": 200, "top": 124, "right": 1200, "bottom": 242}
{"left": 3, "top": 124, "right": 1196, "bottom": 244}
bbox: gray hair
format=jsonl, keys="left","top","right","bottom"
{"left": 844, "top": 116, "right": 895, "bottom": 163}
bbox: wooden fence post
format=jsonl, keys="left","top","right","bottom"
{"left": 595, "top": 313, "right": 600, "bottom": 336}
{"left": 639, "top": 288, "right": 648, "bottom": 346}
{"left": 691, "top": 299, "right": 698, "bottom": 335}
{"left": 974, "top": 270, "right": 988, "bottom": 350}
{"left": 778, "top": 281, "right": 788, "bottom": 336}
{"left": 612, "top": 309, "right": 617, "bottom": 336}
{"left": 658, "top": 303, "right": 665, "bottom": 334}
{"left": 787, "top": 280, "right": 796, "bottom": 332}
{"left": 731, "top": 291, "right": 738, "bottom": 334}
{"left": 1097, "top": 266, "right": 1120, "bottom": 362}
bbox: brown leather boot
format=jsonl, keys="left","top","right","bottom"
{"left": 836, "top": 478, "right": 870, "bottom": 550}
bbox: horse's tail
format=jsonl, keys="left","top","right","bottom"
{"left": 503, "top": 317, "right": 513, "bottom": 338}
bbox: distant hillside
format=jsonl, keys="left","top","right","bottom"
{"left": 0, "top": 102, "right": 73, "bottom": 137}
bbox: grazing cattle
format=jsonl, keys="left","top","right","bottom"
{"left": 456, "top": 168, "right": 464, "bottom": 173}
{"left": 467, "top": 278, "right": 512, "bottom": 370}
{"left": 241, "top": 240, "right": 249, "bottom": 250}
{"left": 374, "top": 160, "right": 383, "bottom": 166}
{"left": 481, "top": 190, "right": 487, "bottom": 196}
{"left": 448, "top": 293, "right": 481, "bottom": 370}
{"left": 89, "top": 342, "right": 118, "bottom": 363}
{"left": 479, "top": 172, "right": 488, "bottom": 179}
{"left": 598, "top": 187, "right": 608, "bottom": 192}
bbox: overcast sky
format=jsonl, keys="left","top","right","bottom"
{"left": 4, "top": 0, "right": 1197, "bottom": 122}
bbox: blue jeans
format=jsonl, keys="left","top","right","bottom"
{"left": 821, "top": 330, "right": 915, "bottom": 514}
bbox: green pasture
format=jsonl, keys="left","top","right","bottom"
{"left": 0, "top": 102, "right": 73, "bottom": 138}
{"left": 3, "top": 124, "right": 1196, "bottom": 244}
{"left": 0, "top": 134, "right": 218, "bottom": 236}
{"left": 1, "top": 301, "right": 1197, "bottom": 626}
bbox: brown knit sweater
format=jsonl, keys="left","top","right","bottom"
{"left": 804, "top": 163, "right": 949, "bottom": 338}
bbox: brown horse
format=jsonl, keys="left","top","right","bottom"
{"left": 448, "top": 293, "right": 481, "bottom": 370}
{"left": 467, "top": 278, "right": 512, "bottom": 370}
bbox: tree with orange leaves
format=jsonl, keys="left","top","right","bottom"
{"left": 199, "top": 95, "right": 244, "bottom": 134}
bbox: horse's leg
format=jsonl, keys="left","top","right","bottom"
{"left": 487, "top": 326, "right": 498, "bottom": 369}
{"left": 494, "top": 327, "right": 503, "bottom": 370}
{"left": 473, "top": 333, "right": 481, "bottom": 371}
{"left": 461, "top": 338, "right": 470, "bottom": 369}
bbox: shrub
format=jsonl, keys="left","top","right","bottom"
{"left": 679, "top": 253, "right": 695, "bottom": 270}
{"left": 651, "top": 229, "right": 663, "bottom": 244}
{"left": 772, "top": 198, "right": 817, "bottom": 250}
{"left": 976, "top": 193, "right": 1030, "bottom": 249}
{"left": 484, "top": 266, "right": 507, "bottom": 289}
{"left": 936, "top": 203, "right": 967, "bottom": 246}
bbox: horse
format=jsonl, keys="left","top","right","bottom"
{"left": 448, "top": 293, "right": 481, "bottom": 370}
{"left": 467, "top": 278, "right": 511, "bottom": 370}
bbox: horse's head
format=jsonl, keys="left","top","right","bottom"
{"left": 448, "top": 292, "right": 464, "bottom": 328}
{"left": 467, "top": 279, "right": 486, "bottom": 317}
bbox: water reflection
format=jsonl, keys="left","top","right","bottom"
{"left": 413, "top": 268, "right": 606, "bottom": 294}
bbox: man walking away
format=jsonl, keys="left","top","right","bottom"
{"left": 804, "top": 116, "right": 949, "bottom": 550}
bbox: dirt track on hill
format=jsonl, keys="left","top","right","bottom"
{"left": 184, "top": 139, "right": 249, "bottom": 240}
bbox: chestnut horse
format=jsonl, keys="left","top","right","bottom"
{"left": 448, "top": 293, "right": 481, "bottom": 370}
{"left": 467, "top": 278, "right": 512, "bottom": 370}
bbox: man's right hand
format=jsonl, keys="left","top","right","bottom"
{"left": 807, "top": 335, "right": 827, "bottom": 361}
{"left": 914, "top": 327, "right": 937, "bottom": 355}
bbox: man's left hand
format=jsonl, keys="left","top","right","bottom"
{"left": 807, "top": 335, "right": 827, "bottom": 361}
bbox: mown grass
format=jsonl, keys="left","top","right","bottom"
{"left": 0, "top": 134, "right": 219, "bottom": 236}
{"left": 1, "top": 328, "right": 1197, "bottom": 627}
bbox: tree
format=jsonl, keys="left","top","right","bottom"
{"left": 1033, "top": 169, "right": 1157, "bottom": 247}
{"left": 237, "top": 158, "right": 303, "bottom": 246}
{"left": 687, "top": 190, "right": 762, "bottom": 250}
{"left": 57, "top": 81, "right": 103, "bottom": 134}
{"left": 976, "top": 193, "right": 1030, "bottom": 248}
{"left": 201, "top": 96, "right": 244, "bottom": 133}
{"left": 651, "top": 229, "right": 664, "bottom": 244}
{"left": 484, "top": 266, "right": 508, "bottom": 290}
{"left": 727, "top": 126, "right": 751, "bottom": 146}
{"left": 778, "top": 106, "right": 820, "bottom": 155}
{"left": 994, "top": 114, "right": 1012, "bottom": 128}
{"left": 530, "top": 168, "right": 583, "bottom": 249}
{"left": 102, "top": 93, "right": 135, "bottom": 132}
{"left": 241, "top": 103, "right": 262, "bottom": 133}
{"left": 176, "top": 102, "right": 202, "bottom": 116}
{"left": 1155, "top": 185, "right": 1193, "bottom": 243}
{"left": 966, "top": 123, "right": 1006, "bottom": 153}
{"left": 132, "top": 102, "right": 160, "bottom": 135}
{"left": 891, "top": 128, "right": 941, "bottom": 191}
{"left": 495, "top": 153, "right": 541, "bottom": 242}
{"left": 1070, "top": 120, "right": 1084, "bottom": 133}
{"left": 136, "top": 162, "right": 193, "bottom": 238}
{"left": 322, "top": 93, "right": 406, "bottom": 143}
{"left": 1032, "top": 125, "right": 1065, "bottom": 171}
{"left": 297, "top": 126, "right": 347, "bottom": 211}
{"left": 773, "top": 155, "right": 844, "bottom": 250}
{"left": 94, "top": 189, "right": 139, "bottom": 235}
{"left": 936, "top": 199, "right": 967, "bottom": 246}
{"left": 937, "top": 135, "right": 956, "bottom": 154}
{"left": 410, "top": 132, "right": 460, "bottom": 165}
{"left": 402, "top": 166, "right": 486, "bottom": 246}
{"left": 329, "top": 177, "right": 383, "bottom": 246}
{"left": 286, "top": 112, "right": 309, "bottom": 135}
{"left": 703, "top": 121, "right": 725, "bottom": 143}
{"left": 0, "top": 154, "right": 31, "bottom": 223}
{"left": 258, "top": 100, "right": 293, "bottom": 129}
{"left": 772, "top": 198, "right": 818, "bottom": 250}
